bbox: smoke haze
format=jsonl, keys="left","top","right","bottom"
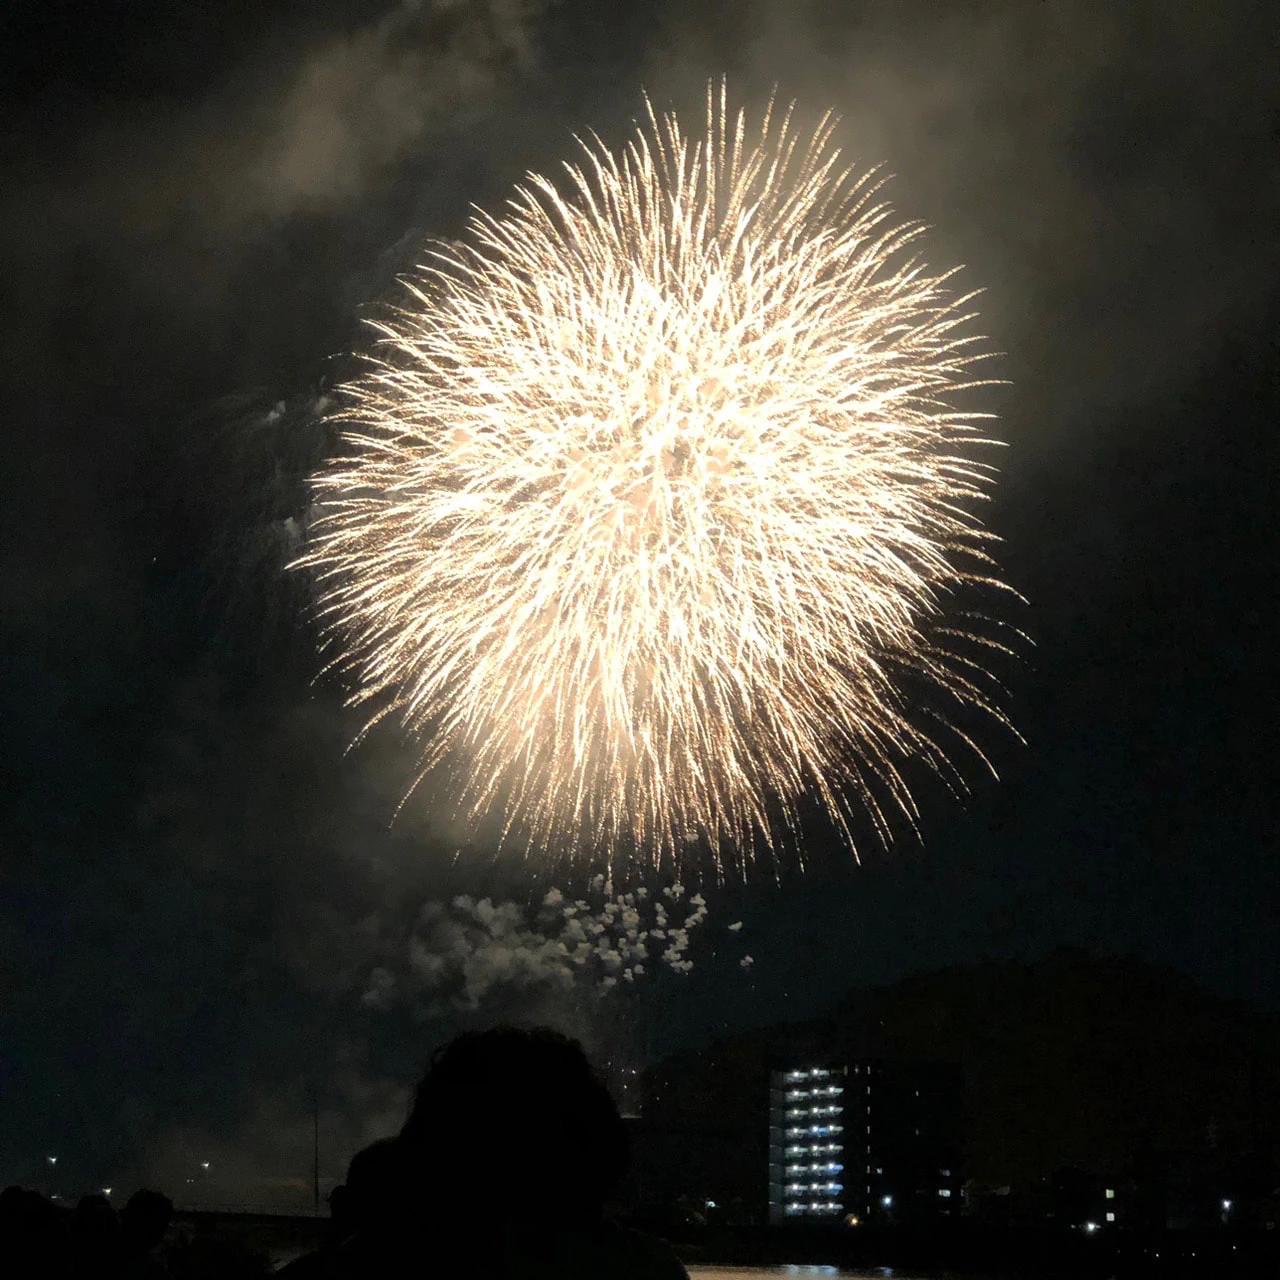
{"left": 2, "top": 0, "right": 1275, "bottom": 1200}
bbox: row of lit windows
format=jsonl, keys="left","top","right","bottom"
{"left": 785, "top": 1125, "right": 843, "bottom": 1138}
{"left": 784, "top": 1068, "right": 833, "bottom": 1081}
{"left": 784, "top": 1086, "right": 844, "bottom": 1101}
{"left": 785, "top": 1182, "right": 844, "bottom": 1195}
{"left": 784, "top": 1202, "right": 842, "bottom": 1215}
{"left": 785, "top": 1104, "right": 843, "bottom": 1118}
{"left": 785, "top": 1163, "right": 844, "bottom": 1176}
{"left": 784, "top": 1142, "right": 842, "bottom": 1157}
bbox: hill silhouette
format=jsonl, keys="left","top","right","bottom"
{"left": 641, "top": 950, "right": 1279, "bottom": 1204}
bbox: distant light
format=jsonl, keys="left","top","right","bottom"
{"left": 881, "top": 1195, "right": 893, "bottom": 1207}
{"left": 1083, "top": 1221, "right": 1098, "bottom": 1234}
{"left": 1222, "top": 1199, "right": 1233, "bottom": 1212}
{"left": 201, "top": 1162, "right": 211, "bottom": 1170}
{"left": 47, "top": 1156, "right": 57, "bottom": 1166}
{"left": 103, "top": 1187, "right": 113, "bottom": 1197}
{"left": 706, "top": 1200, "right": 717, "bottom": 1210}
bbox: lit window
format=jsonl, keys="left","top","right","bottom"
{"left": 938, "top": 1189, "right": 951, "bottom": 1198}
{"left": 1106, "top": 1212, "right": 1115, "bottom": 1223}
{"left": 1105, "top": 1188, "right": 1115, "bottom": 1199}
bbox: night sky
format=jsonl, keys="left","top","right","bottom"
{"left": 3, "top": 0, "right": 1277, "bottom": 1202}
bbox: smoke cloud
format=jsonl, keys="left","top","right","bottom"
{"left": 642, "top": 0, "right": 1277, "bottom": 436}
{"left": 344, "top": 879, "right": 718, "bottom": 1016}
{"left": 244, "top": 0, "right": 553, "bottom": 220}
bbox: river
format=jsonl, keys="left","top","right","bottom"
{"left": 689, "top": 1269, "right": 941, "bottom": 1278}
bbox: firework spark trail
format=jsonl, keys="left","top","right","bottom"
{"left": 304, "top": 83, "right": 1014, "bottom": 867}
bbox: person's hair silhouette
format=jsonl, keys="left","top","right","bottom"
{"left": 339, "top": 1135, "right": 407, "bottom": 1234}
{"left": 307, "top": 1026, "right": 687, "bottom": 1278}
{"left": 1, "top": 1187, "right": 72, "bottom": 1278}
{"left": 120, "top": 1188, "right": 172, "bottom": 1273}
{"left": 71, "top": 1192, "right": 120, "bottom": 1275}
{"left": 400, "top": 1026, "right": 628, "bottom": 1222}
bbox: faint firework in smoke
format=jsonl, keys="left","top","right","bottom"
{"left": 358, "top": 878, "right": 726, "bottom": 1014}
{"left": 304, "top": 82, "right": 1015, "bottom": 867}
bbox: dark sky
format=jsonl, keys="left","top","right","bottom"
{"left": 2, "top": 0, "right": 1277, "bottom": 1201}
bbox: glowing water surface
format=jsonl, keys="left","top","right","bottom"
{"left": 689, "top": 1268, "right": 939, "bottom": 1279}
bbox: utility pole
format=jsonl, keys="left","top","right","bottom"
{"left": 312, "top": 1086, "right": 321, "bottom": 1215}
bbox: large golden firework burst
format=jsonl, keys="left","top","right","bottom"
{"left": 304, "top": 83, "right": 1013, "bottom": 868}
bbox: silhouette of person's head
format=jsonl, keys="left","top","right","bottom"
{"left": 334, "top": 1136, "right": 406, "bottom": 1237}
{"left": 121, "top": 1188, "right": 172, "bottom": 1253}
{"left": 399, "top": 1027, "right": 627, "bottom": 1223}
{"left": 72, "top": 1193, "right": 119, "bottom": 1270}
{"left": 1, "top": 1187, "right": 72, "bottom": 1277}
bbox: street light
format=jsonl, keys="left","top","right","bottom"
{"left": 46, "top": 1156, "right": 57, "bottom": 1167}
